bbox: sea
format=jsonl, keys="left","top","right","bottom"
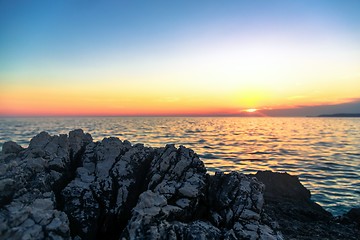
{"left": 0, "top": 117, "right": 359, "bottom": 216}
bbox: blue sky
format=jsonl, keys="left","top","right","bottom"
{"left": 2, "top": 0, "right": 359, "bottom": 72}
{"left": 1, "top": 0, "right": 360, "bottom": 116}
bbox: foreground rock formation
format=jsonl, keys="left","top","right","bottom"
{"left": 0, "top": 130, "right": 358, "bottom": 240}
{"left": 254, "top": 171, "right": 359, "bottom": 240}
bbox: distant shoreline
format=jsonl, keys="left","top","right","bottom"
{"left": 316, "top": 113, "right": 360, "bottom": 117}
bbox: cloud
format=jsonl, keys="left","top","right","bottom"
{"left": 262, "top": 98, "right": 360, "bottom": 116}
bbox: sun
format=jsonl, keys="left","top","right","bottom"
{"left": 244, "top": 108, "right": 257, "bottom": 113}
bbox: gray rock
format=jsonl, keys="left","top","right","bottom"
{"left": 0, "top": 130, "right": 92, "bottom": 239}
{"left": 207, "top": 172, "right": 281, "bottom": 240}
{"left": 0, "top": 178, "right": 16, "bottom": 205}
{"left": 61, "top": 137, "right": 136, "bottom": 239}
{"left": 254, "top": 171, "right": 360, "bottom": 240}
{"left": 1, "top": 141, "right": 23, "bottom": 155}
{"left": 0, "top": 191, "right": 70, "bottom": 240}
{"left": 120, "top": 145, "right": 210, "bottom": 239}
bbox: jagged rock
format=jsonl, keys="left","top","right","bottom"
{"left": 0, "top": 191, "right": 70, "bottom": 239}
{"left": 120, "top": 145, "right": 210, "bottom": 239}
{"left": 0, "top": 129, "right": 92, "bottom": 239}
{"left": 61, "top": 137, "right": 136, "bottom": 239}
{"left": 146, "top": 145, "right": 206, "bottom": 218}
{"left": 0, "top": 130, "right": 358, "bottom": 239}
{"left": 207, "top": 172, "right": 282, "bottom": 240}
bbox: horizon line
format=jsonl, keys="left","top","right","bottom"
{"left": 1, "top": 110, "right": 359, "bottom": 118}
{"left": 0, "top": 114, "right": 296, "bottom": 118}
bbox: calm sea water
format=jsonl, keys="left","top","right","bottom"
{"left": 0, "top": 117, "right": 359, "bottom": 215}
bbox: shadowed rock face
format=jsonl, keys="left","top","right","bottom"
{"left": 254, "top": 171, "right": 360, "bottom": 240}
{"left": 344, "top": 208, "right": 360, "bottom": 226}
{"left": 0, "top": 129, "right": 92, "bottom": 239}
{"left": 0, "top": 130, "right": 358, "bottom": 239}
{"left": 254, "top": 171, "right": 331, "bottom": 221}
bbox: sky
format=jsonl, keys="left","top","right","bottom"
{"left": 1, "top": 0, "right": 360, "bottom": 116}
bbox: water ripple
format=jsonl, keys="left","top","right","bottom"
{"left": 0, "top": 117, "right": 359, "bottom": 216}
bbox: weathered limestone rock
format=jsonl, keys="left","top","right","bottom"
{"left": 0, "top": 191, "right": 70, "bottom": 239}
{"left": 207, "top": 172, "right": 282, "bottom": 240}
{"left": 61, "top": 137, "right": 139, "bottom": 239}
{"left": 0, "top": 129, "right": 92, "bottom": 239}
{"left": 121, "top": 145, "right": 210, "bottom": 239}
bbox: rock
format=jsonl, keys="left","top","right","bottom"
{"left": 344, "top": 208, "right": 360, "bottom": 226}
{"left": 0, "top": 130, "right": 358, "bottom": 239}
{"left": 254, "top": 171, "right": 360, "bottom": 240}
{"left": 0, "top": 129, "right": 92, "bottom": 239}
{"left": 207, "top": 172, "right": 282, "bottom": 240}
{"left": 0, "top": 178, "right": 16, "bottom": 206}
{"left": 0, "top": 191, "right": 70, "bottom": 240}
{"left": 121, "top": 145, "right": 213, "bottom": 239}
{"left": 61, "top": 137, "right": 135, "bottom": 239}
{"left": 254, "top": 171, "right": 310, "bottom": 201}
{"left": 254, "top": 171, "right": 331, "bottom": 221}
{"left": 1, "top": 141, "right": 23, "bottom": 155}
{"left": 68, "top": 129, "right": 93, "bottom": 159}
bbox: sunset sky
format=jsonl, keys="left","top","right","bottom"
{"left": 1, "top": 0, "right": 360, "bottom": 116}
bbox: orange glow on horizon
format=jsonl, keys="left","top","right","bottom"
{"left": 244, "top": 108, "right": 257, "bottom": 113}
{"left": 1, "top": 1, "right": 360, "bottom": 117}
{"left": 0, "top": 88, "right": 359, "bottom": 117}
{"left": 1, "top": 76, "right": 360, "bottom": 116}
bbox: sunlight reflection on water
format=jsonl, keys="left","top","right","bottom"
{"left": 0, "top": 117, "right": 359, "bottom": 215}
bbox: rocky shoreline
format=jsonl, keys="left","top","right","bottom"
{"left": 0, "top": 129, "right": 359, "bottom": 239}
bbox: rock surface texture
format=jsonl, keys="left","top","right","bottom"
{"left": 0, "top": 130, "right": 358, "bottom": 240}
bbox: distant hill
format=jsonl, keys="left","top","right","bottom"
{"left": 261, "top": 100, "right": 360, "bottom": 117}
{"left": 317, "top": 113, "right": 360, "bottom": 117}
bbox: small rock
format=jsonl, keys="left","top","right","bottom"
{"left": 345, "top": 208, "right": 360, "bottom": 226}
{"left": 2, "top": 141, "right": 23, "bottom": 155}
